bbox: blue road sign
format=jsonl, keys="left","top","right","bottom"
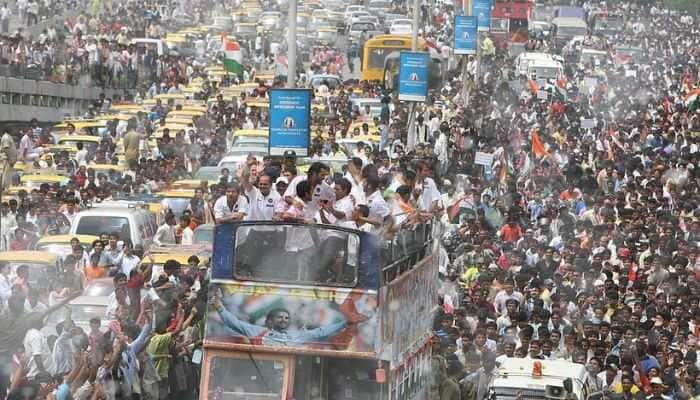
{"left": 454, "top": 15, "right": 478, "bottom": 55}
{"left": 472, "top": 0, "right": 492, "bottom": 31}
{"left": 398, "top": 52, "right": 430, "bottom": 102}
{"left": 269, "top": 89, "right": 312, "bottom": 156}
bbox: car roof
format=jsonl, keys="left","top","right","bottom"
{"left": 36, "top": 234, "right": 101, "bottom": 245}
{"left": 70, "top": 296, "right": 111, "bottom": 307}
{"left": 75, "top": 207, "right": 148, "bottom": 216}
{"left": 0, "top": 251, "right": 59, "bottom": 263}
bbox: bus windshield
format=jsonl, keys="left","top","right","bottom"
{"left": 368, "top": 47, "right": 392, "bottom": 69}
{"left": 206, "top": 355, "right": 285, "bottom": 399}
{"left": 233, "top": 224, "right": 360, "bottom": 287}
{"left": 556, "top": 25, "right": 587, "bottom": 37}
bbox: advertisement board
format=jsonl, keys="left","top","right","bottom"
{"left": 379, "top": 256, "right": 439, "bottom": 368}
{"left": 472, "top": 0, "right": 492, "bottom": 32}
{"left": 269, "top": 89, "right": 311, "bottom": 156}
{"left": 398, "top": 52, "right": 430, "bottom": 102}
{"left": 454, "top": 15, "right": 478, "bottom": 55}
{"left": 206, "top": 282, "right": 379, "bottom": 356}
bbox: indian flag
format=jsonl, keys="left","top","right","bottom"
{"left": 223, "top": 40, "right": 243, "bottom": 76}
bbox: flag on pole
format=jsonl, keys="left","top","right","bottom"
{"left": 528, "top": 79, "right": 539, "bottom": 94}
{"left": 531, "top": 129, "right": 549, "bottom": 158}
{"left": 223, "top": 40, "right": 243, "bottom": 76}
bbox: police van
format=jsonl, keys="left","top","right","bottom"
{"left": 488, "top": 359, "right": 589, "bottom": 400}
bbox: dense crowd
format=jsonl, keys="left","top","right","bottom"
{"left": 0, "top": 0, "right": 700, "bottom": 399}
{"left": 0, "top": 0, "right": 207, "bottom": 86}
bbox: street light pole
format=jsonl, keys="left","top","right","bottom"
{"left": 411, "top": 0, "right": 419, "bottom": 51}
{"left": 407, "top": 0, "right": 420, "bottom": 151}
{"left": 287, "top": 0, "right": 297, "bottom": 88}
{"left": 461, "top": 0, "right": 473, "bottom": 106}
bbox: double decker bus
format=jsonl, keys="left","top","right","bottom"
{"left": 200, "top": 221, "right": 439, "bottom": 400}
{"left": 492, "top": 0, "right": 534, "bottom": 43}
{"left": 590, "top": 11, "right": 624, "bottom": 37}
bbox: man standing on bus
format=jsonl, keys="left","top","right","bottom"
{"left": 210, "top": 288, "right": 368, "bottom": 348}
{"left": 214, "top": 182, "right": 249, "bottom": 223}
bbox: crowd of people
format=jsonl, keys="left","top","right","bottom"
{"left": 0, "top": 0, "right": 208, "bottom": 86}
{"left": 0, "top": 0, "right": 699, "bottom": 398}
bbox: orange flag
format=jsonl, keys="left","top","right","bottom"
{"left": 531, "top": 129, "right": 549, "bottom": 157}
{"left": 528, "top": 79, "right": 539, "bottom": 94}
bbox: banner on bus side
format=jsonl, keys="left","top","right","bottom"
{"left": 398, "top": 52, "right": 430, "bottom": 102}
{"left": 379, "top": 257, "right": 439, "bottom": 369}
{"left": 206, "top": 282, "right": 379, "bottom": 355}
{"left": 454, "top": 16, "right": 478, "bottom": 55}
{"left": 472, "top": 0, "right": 492, "bottom": 32}
{"left": 269, "top": 88, "right": 311, "bottom": 156}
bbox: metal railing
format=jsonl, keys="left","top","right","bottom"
{"left": 381, "top": 220, "right": 436, "bottom": 284}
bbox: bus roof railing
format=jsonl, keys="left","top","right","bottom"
{"left": 381, "top": 220, "right": 436, "bottom": 284}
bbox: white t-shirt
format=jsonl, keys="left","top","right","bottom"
{"left": 181, "top": 227, "right": 194, "bottom": 245}
{"left": 366, "top": 190, "right": 390, "bottom": 236}
{"left": 24, "top": 328, "right": 56, "bottom": 380}
{"left": 246, "top": 187, "right": 281, "bottom": 221}
{"left": 283, "top": 176, "right": 335, "bottom": 216}
{"left": 327, "top": 195, "right": 354, "bottom": 225}
{"left": 75, "top": 148, "right": 88, "bottom": 166}
{"left": 343, "top": 172, "right": 366, "bottom": 205}
{"left": 120, "top": 254, "right": 140, "bottom": 276}
{"left": 19, "top": 134, "right": 34, "bottom": 157}
{"left": 416, "top": 177, "right": 441, "bottom": 211}
{"left": 339, "top": 220, "right": 372, "bottom": 233}
{"left": 213, "top": 195, "right": 250, "bottom": 221}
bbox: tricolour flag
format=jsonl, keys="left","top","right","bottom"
{"left": 223, "top": 40, "right": 243, "bottom": 76}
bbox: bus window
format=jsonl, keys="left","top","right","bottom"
{"left": 233, "top": 225, "right": 360, "bottom": 287}
{"left": 206, "top": 355, "right": 285, "bottom": 399}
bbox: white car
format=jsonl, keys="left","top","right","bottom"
{"left": 347, "top": 10, "right": 371, "bottom": 25}
{"left": 43, "top": 296, "right": 113, "bottom": 338}
{"left": 344, "top": 5, "right": 365, "bottom": 20}
{"left": 218, "top": 148, "right": 269, "bottom": 169}
{"left": 358, "top": 15, "right": 380, "bottom": 25}
{"left": 390, "top": 19, "right": 413, "bottom": 35}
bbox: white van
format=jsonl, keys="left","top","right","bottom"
{"left": 515, "top": 52, "right": 563, "bottom": 77}
{"left": 69, "top": 204, "right": 158, "bottom": 256}
{"left": 528, "top": 59, "right": 564, "bottom": 80}
{"left": 130, "top": 38, "right": 165, "bottom": 56}
{"left": 489, "top": 359, "right": 589, "bottom": 400}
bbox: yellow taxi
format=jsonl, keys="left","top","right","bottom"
{"left": 85, "top": 164, "right": 126, "bottom": 177}
{"left": 164, "top": 117, "right": 196, "bottom": 126}
{"left": 248, "top": 100, "right": 270, "bottom": 109}
{"left": 155, "top": 124, "right": 192, "bottom": 138}
{"left": 109, "top": 104, "right": 145, "bottom": 113}
{"left": 53, "top": 120, "right": 107, "bottom": 131}
{"left": 144, "top": 244, "right": 212, "bottom": 279}
{"left": 348, "top": 121, "right": 380, "bottom": 135}
{"left": 19, "top": 173, "right": 69, "bottom": 190}
{"left": 57, "top": 135, "right": 101, "bottom": 154}
{"left": 171, "top": 180, "right": 216, "bottom": 190}
{"left": 158, "top": 189, "right": 196, "bottom": 217}
{"left": 168, "top": 109, "right": 205, "bottom": 118}
{"left": 154, "top": 93, "right": 187, "bottom": 102}
{"left": 0, "top": 251, "right": 62, "bottom": 289}
{"left": 33, "top": 234, "right": 100, "bottom": 257}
